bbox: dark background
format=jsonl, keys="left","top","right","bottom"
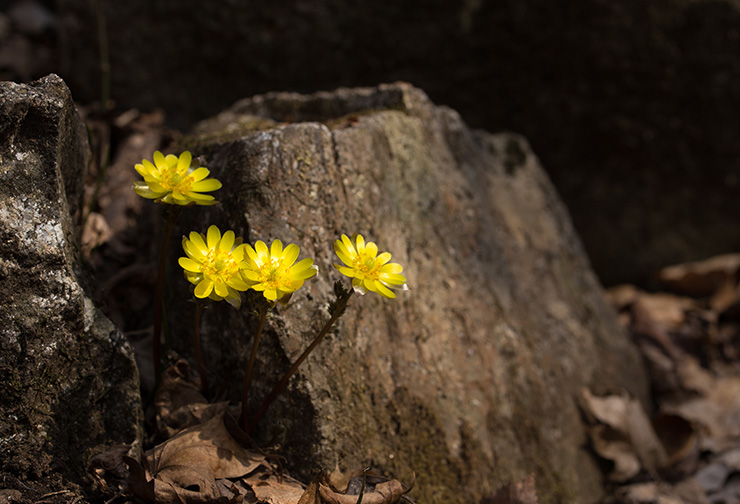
{"left": 4, "top": 0, "right": 740, "bottom": 287}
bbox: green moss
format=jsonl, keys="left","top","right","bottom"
{"left": 178, "top": 115, "right": 279, "bottom": 152}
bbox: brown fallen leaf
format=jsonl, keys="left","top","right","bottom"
{"left": 154, "top": 360, "right": 229, "bottom": 438}
{"left": 658, "top": 253, "right": 740, "bottom": 298}
{"left": 580, "top": 389, "right": 668, "bottom": 482}
{"left": 125, "top": 414, "right": 267, "bottom": 503}
{"left": 243, "top": 465, "right": 306, "bottom": 504}
{"left": 663, "top": 358, "right": 740, "bottom": 451}
{"left": 297, "top": 471, "right": 413, "bottom": 504}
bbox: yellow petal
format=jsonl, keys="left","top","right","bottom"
{"left": 178, "top": 257, "right": 202, "bottom": 272}
{"left": 356, "top": 234, "right": 365, "bottom": 253}
{"left": 189, "top": 231, "right": 207, "bottom": 252}
{"left": 244, "top": 245, "right": 260, "bottom": 266}
{"left": 375, "top": 282, "right": 396, "bottom": 299}
{"left": 281, "top": 243, "right": 300, "bottom": 266}
{"left": 207, "top": 225, "right": 221, "bottom": 249}
{"left": 333, "top": 264, "right": 356, "bottom": 278}
{"left": 380, "top": 262, "right": 403, "bottom": 274}
{"left": 191, "top": 178, "right": 222, "bottom": 192}
{"left": 177, "top": 151, "right": 192, "bottom": 171}
{"left": 219, "top": 230, "right": 235, "bottom": 252}
{"left": 153, "top": 151, "right": 166, "bottom": 168}
{"left": 270, "top": 239, "right": 283, "bottom": 259}
{"left": 293, "top": 263, "right": 318, "bottom": 280}
{"left": 365, "top": 241, "right": 378, "bottom": 258}
{"left": 255, "top": 240, "right": 269, "bottom": 259}
{"left": 214, "top": 278, "right": 229, "bottom": 298}
{"left": 227, "top": 275, "right": 250, "bottom": 291}
{"left": 189, "top": 167, "right": 210, "bottom": 182}
{"left": 194, "top": 279, "right": 214, "bottom": 298}
{"left": 341, "top": 234, "right": 357, "bottom": 256}
{"left": 376, "top": 252, "right": 392, "bottom": 266}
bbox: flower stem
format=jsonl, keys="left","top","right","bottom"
{"left": 193, "top": 301, "right": 208, "bottom": 392}
{"left": 153, "top": 205, "right": 182, "bottom": 379}
{"left": 248, "top": 288, "right": 353, "bottom": 433}
{"left": 241, "top": 302, "right": 269, "bottom": 433}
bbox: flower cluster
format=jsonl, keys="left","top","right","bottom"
{"left": 133, "top": 151, "right": 221, "bottom": 206}
{"left": 132, "top": 151, "right": 408, "bottom": 305}
{"left": 178, "top": 225, "right": 319, "bottom": 306}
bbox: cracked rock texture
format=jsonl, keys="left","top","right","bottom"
{"left": 0, "top": 75, "right": 142, "bottom": 495}
{"left": 168, "top": 83, "right": 649, "bottom": 503}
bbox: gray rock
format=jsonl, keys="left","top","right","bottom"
{"left": 167, "top": 82, "right": 649, "bottom": 503}
{"left": 0, "top": 75, "right": 141, "bottom": 494}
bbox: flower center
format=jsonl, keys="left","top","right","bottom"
{"left": 257, "top": 258, "right": 292, "bottom": 289}
{"left": 202, "top": 249, "right": 240, "bottom": 280}
{"left": 160, "top": 166, "right": 193, "bottom": 192}
{"left": 354, "top": 252, "right": 381, "bottom": 280}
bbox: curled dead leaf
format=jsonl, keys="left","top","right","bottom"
{"left": 580, "top": 389, "right": 668, "bottom": 482}
{"left": 297, "top": 471, "right": 413, "bottom": 504}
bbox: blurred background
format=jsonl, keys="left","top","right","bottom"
{"left": 2, "top": 0, "right": 739, "bottom": 288}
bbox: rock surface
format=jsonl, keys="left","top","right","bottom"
{"left": 56, "top": 0, "right": 740, "bottom": 286}
{"left": 0, "top": 75, "right": 141, "bottom": 497}
{"left": 163, "top": 83, "right": 649, "bottom": 503}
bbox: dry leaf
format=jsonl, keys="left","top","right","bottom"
{"left": 243, "top": 466, "right": 306, "bottom": 504}
{"left": 125, "top": 414, "right": 267, "bottom": 503}
{"left": 154, "top": 360, "right": 228, "bottom": 438}
{"left": 296, "top": 471, "right": 413, "bottom": 504}
{"left": 664, "top": 359, "right": 740, "bottom": 450}
{"left": 581, "top": 389, "right": 668, "bottom": 481}
{"left": 658, "top": 253, "right": 740, "bottom": 298}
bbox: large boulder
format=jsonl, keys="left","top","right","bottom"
{"left": 56, "top": 0, "right": 740, "bottom": 286}
{"left": 0, "top": 75, "right": 141, "bottom": 498}
{"left": 162, "top": 83, "right": 649, "bottom": 503}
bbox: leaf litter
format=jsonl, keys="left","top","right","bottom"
{"left": 596, "top": 253, "right": 740, "bottom": 503}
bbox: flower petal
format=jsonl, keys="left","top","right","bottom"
{"left": 219, "top": 230, "right": 235, "bottom": 253}
{"left": 376, "top": 252, "right": 392, "bottom": 266}
{"left": 189, "top": 231, "right": 207, "bottom": 252}
{"left": 365, "top": 241, "right": 378, "bottom": 258}
{"left": 191, "top": 178, "right": 222, "bottom": 192}
{"left": 341, "top": 234, "right": 357, "bottom": 256}
{"left": 380, "top": 262, "right": 403, "bottom": 274}
{"left": 374, "top": 281, "right": 396, "bottom": 299}
{"left": 188, "top": 167, "right": 210, "bottom": 182}
{"left": 356, "top": 234, "right": 365, "bottom": 253}
{"left": 178, "top": 257, "right": 202, "bottom": 272}
{"left": 153, "top": 151, "right": 166, "bottom": 168}
{"left": 270, "top": 239, "right": 283, "bottom": 259}
{"left": 293, "top": 263, "right": 319, "bottom": 280}
{"left": 214, "top": 277, "right": 229, "bottom": 298}
{"left": 177, "top": 151, "right": 192, "bottom": 171}
{"left": 281, "top": 243, "right": 300, "bottom": 266}
{"left": 207, "top": 225, "right": 221, "bottom": 249}
{"left": 333, "top": 264, "right": 356, "bottom": 278}
{"left": 194, "top": 278, "right": 214, "bottom": 298}
{"left": 255, "top": 240, "right": 269, "bottom": 259}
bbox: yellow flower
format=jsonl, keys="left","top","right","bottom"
{"left": 133, "top": 151, "right": 222, "bottom": 206}
{"left": 333, "top": 234, "right": 407, "bottom": 299}
{"left": 241, "top": 239, "right": 318, "bottom": 302}
{"left": 178, "top": 225, "right": 251, "bottom": 308}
